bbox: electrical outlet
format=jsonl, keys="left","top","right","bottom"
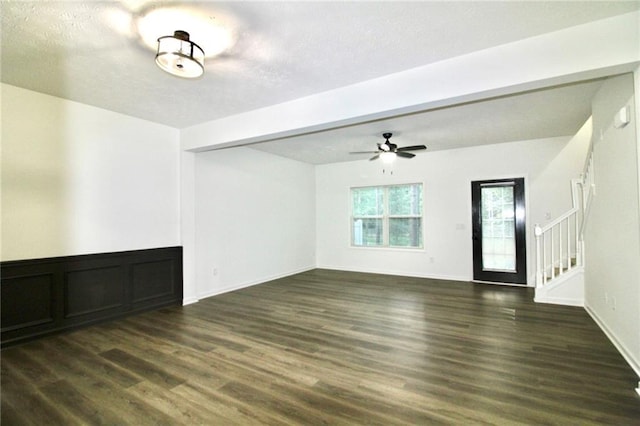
{"left": 429, "top": 257, "right": 435, "bottom": 264}
{"left": 213, "top": 268, "right": 218, "bottom": 276}
{"left": 612, "top": 296, "right": 616, "bottom": 311}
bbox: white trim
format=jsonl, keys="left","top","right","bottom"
{"left": 585, "top": 303, "right": 640, "bottom": 380}
{"left": 635, "top": 66, "right": 640, "bottom": 400}
{"left": 472, "top": 280, "right": 529, "bottom": 288}
{"left": 317, "top": 265, "right": 469, "bottom": 283}
{"left": 347, "top": 245, "right": 426, "bottom": 253}
{"left": 533, "top": 295, "right": 583, "bottom": 307}
{"left": 182, "top": 297, "right": 199, "bottom": 306}
{"left": 180, "top": 150, "right": 197, "bottom": 305}
{"left": 196, "top": 266, "right": 315, "bottom": 301}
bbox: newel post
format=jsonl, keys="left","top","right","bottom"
{"left": 534, "top": 224, "right": 543, "bottom": 287}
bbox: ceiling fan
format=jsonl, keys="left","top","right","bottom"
{"left": 350, "top": 133, "right": 427, "bottom": 162}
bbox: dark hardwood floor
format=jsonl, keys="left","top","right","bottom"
{"left": 2, "top": 269, "right": 639, "bottom": 425}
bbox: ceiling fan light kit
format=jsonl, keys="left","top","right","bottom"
{"left": 380, "top": 151, "right": 397, "bottom": 164}
{"left": 156, "top": 30, "right": 205, "bottom": 78}
{"left": 349, "top": 132, "right": 427, "bottom": 163}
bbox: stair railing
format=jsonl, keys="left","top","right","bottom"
{"left": 579, "top": 145, "right": 596, "bottom": 237}
{"left": 534, "top": 207, "right": 580, "bottom": 286}
{"left": 535, "top": 141, "right": 595, "bottom": 287}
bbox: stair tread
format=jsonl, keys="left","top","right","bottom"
{"left": 544, "top": 257, "right": 579, "bottom": 280}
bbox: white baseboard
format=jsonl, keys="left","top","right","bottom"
{"left": 196, "top": 265, "right": 316, "bottom": 301}
{"left": 533, "top": 295, "right": 583, "bottom": 307}
{"left": 585, "top": 303, "right": 640, "bottom": 381}
{"left": 182, "top": 297, "right": 199, "bottom": 306}
{"left": 473, "top": 279, "right": 532, "bottom": 288}
{"left": 316, "top": 265, "right": 469, "bottom": 283}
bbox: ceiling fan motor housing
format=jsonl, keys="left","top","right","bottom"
{"left": 349, "top": 132, "right": 426, "bottom": 160}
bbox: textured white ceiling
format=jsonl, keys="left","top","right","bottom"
{"left": 2, "top": 1, "right": 638, "bottom": 163}
{"left": 249, "top": 79, "right": 605, "bottom": 164}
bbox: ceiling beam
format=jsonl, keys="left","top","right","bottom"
{"left": 181, "top": 11, "right": 640, "bottom": 153}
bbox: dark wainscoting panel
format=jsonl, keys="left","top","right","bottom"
{"left": 1, "top": 273, "right": 55, "bottom": 332}
{"left": 1, "top": 247, "right": 182, "bottom": 347}
{"left": 132, "top": 259, "right": 176, "bottom": 303}
{"left": 65, "top": 265, "right": 126, "bottom": 319}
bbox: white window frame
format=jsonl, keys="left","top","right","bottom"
{"left": 350, "top": 183, "right": 424, "bottom": 249}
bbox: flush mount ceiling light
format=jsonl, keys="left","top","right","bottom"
{"left": 155, "top": 30, "right": 204, "bottom": 78}
{"left": 137, "top": 6, "right": 235, "bottom": 58}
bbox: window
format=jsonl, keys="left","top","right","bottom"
{"left": 351, "top": 183, "right": 423, "bottom": 248}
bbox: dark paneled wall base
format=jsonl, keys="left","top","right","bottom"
{"left": 1, "top": 247, "right": 182, "bottom": 347}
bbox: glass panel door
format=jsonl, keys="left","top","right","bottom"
{"left": 472, "top": 178, "right": 527, "bottom": 284}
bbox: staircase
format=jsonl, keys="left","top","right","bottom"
{"left": 534, "top": 140, "right": 595, "bottom": 306}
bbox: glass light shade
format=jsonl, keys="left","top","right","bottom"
{"left": 380, "top": 151, "right": 397, "bottom": 164}
{"left": 156, "top": 31, "right": 204, "bottom": 78}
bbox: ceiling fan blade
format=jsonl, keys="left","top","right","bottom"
{"left": 369, "top": 154, "right": 380, "bottom": 161}
{"left": 396, "top": 151, "right": 416, "bottom": 159}
{"left": 397, "top": 145, "right": 427, "bottom": 151}
{"left": 350, "top": 151, "right": 378, "bottom": 154}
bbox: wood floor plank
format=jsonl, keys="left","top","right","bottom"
{"left": 2, "top": 269, "right": 639, "bottom": 424}
{"left": 132, "top": 310, "right": 253, "bottom": 353}
{"left": 0, "top": 361, "right": 74, "bottom": 425}
{"left": 1, "top": 397, "right": 26, "bottom": 426}
{"left": 1, "top": 346, "right": 60, "bottom": 388}
{"left": 94, "top": 328, "right": 231, "bottom": 391}
{"left": 217, "top": 380, "right": 332, "bottom": 425}
{"left": 121, "top": 380, "right": 220, "bottom": 425}
{"left": 51, "top": 336, "right": 143, "bottom": 388}
{"left": 99, "top": 348, "right": 186, "bottom": 389}
{"left": 170, "top": 381, "right": 287, "bottom": 426}
{"left": 39, "top": 379, "right": 125, "bottom": 425}
{"left": 19, "top": 337, "right": 178, "bottom": 425}
{"left": 59, "top": 324, "right": 119, "bottom": 354}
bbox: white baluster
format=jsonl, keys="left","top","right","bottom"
{"left": 550, "top": 227, "right": 555, "bottom": 280}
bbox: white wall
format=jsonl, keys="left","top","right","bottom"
{"left": 316, "top": 132, "right": 590, "bottom": 284}
{"left": 584, "top": 73, "right": 640, "bottom": 376}
{"left": 1, "top": 84, "right": 181, "bottom": 261}
{"left": 194, "top": 147, "right": 315, "bottom": 299}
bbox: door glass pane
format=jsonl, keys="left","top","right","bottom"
{"left": 481, "top": 185, "right": 516, "bottom": 271}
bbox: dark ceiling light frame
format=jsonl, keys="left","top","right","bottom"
{"left": 155, "top": 30, "right": 205, "bottom": 78}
